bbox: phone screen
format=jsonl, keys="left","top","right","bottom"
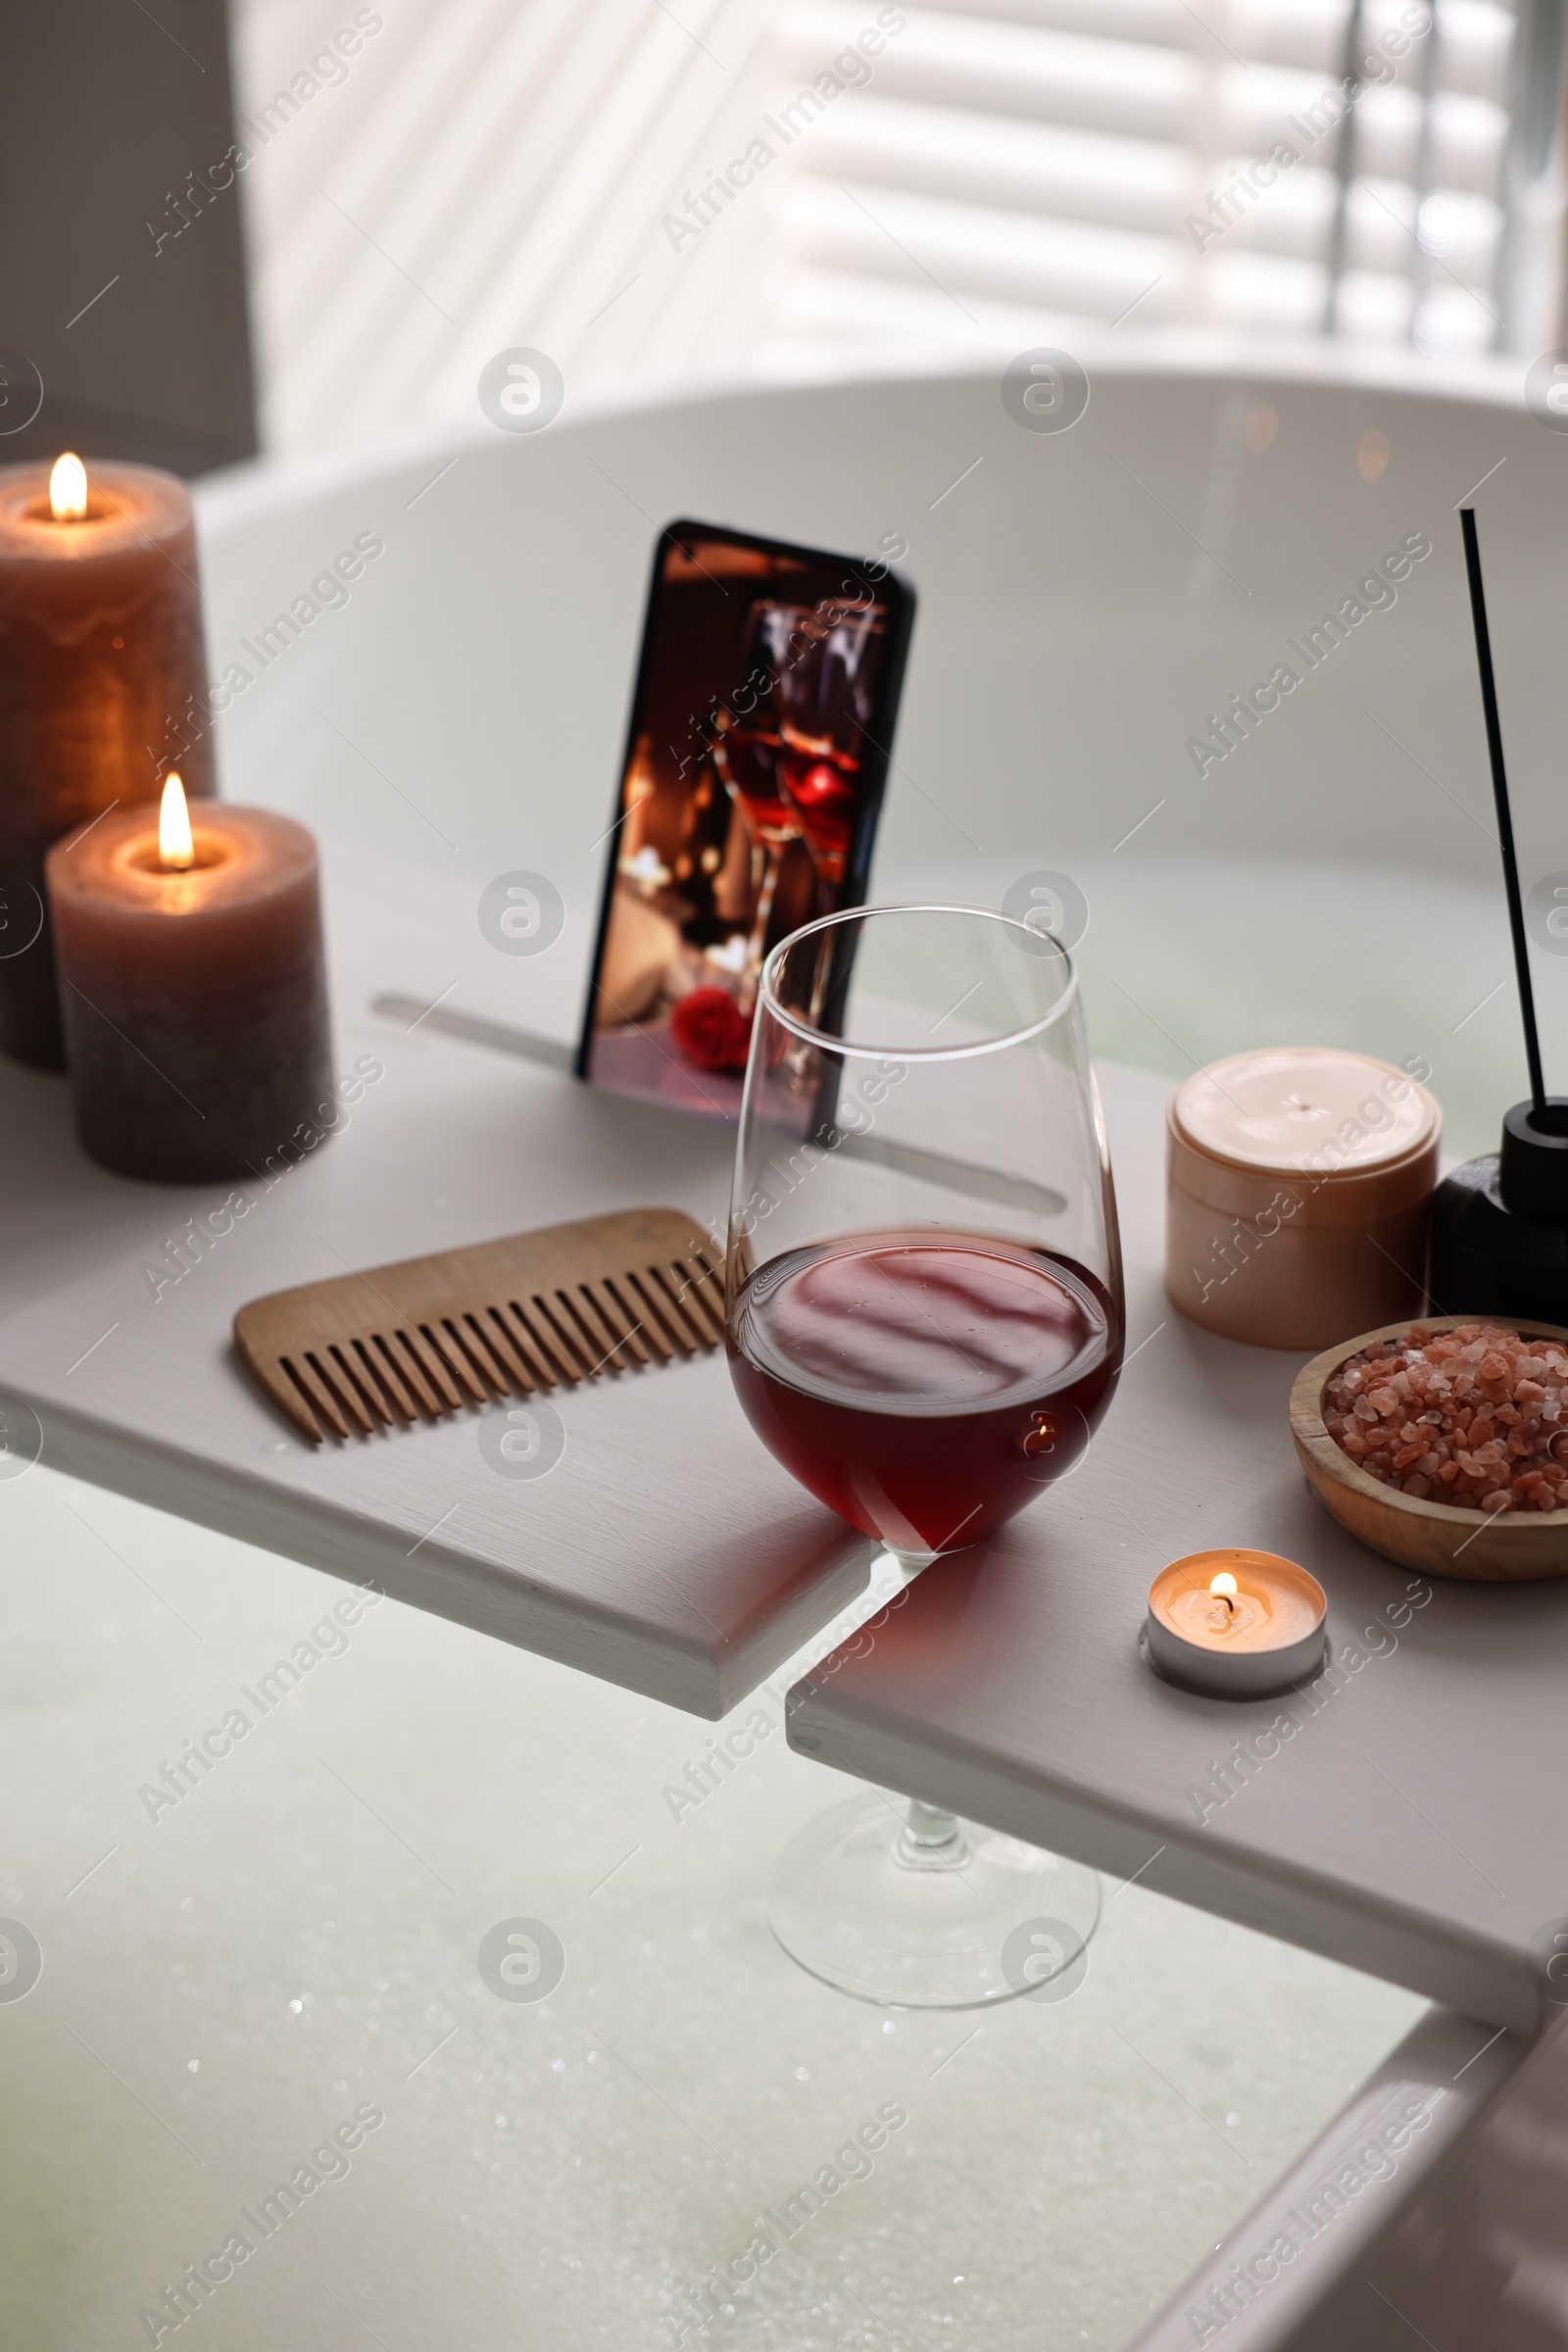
{"left": 576, "top": 518, "right": 914, "bottom": 1121}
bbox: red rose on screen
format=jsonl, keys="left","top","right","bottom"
{"left": 671, "top": 987, "right": 752, "bottom": 1071}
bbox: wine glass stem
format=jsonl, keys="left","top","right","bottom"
{"left": 897, "top": 1798, "right": 970, "bottom": 1871}
{"left": 747, "top": 840, "right": 783, "bottom": 970}
{"left": 804, "top": 856, "right": 834, "bottom": 1011}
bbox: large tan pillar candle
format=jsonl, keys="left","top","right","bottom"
{"left": 0, "top": 455, "right": 214, "bottom": 1068}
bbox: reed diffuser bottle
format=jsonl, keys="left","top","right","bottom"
{"left": 1428, "top": 509, "right": 1568, "bottom": 1323}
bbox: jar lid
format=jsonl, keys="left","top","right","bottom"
{"left": 1172, "top": 1049, "right": 1439, "bottom": 1182}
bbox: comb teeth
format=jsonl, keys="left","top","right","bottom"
{"left": 236, "top": 1211, "right": 725, "bottom": 1444}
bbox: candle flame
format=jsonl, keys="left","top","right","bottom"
{"left": 1208, "top": 1572, "right": 1238, "bottom": 1600}
{"left": 49, "top": 453, "right": 88, "bottom": 521}
{"left": 159, "top": 772, "right": 195, "bottom": 870}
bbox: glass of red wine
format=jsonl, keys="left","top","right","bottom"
{"left": 710, "top": 598, "right": 885, "bottom": 975}
{"left": 767, "top": 599, "right": 882, "bottom": 898}
{"left": 709, "top": 603, "right": 804, "bottom": 977}
{"left": 726, "top": 903, "right": 1123, "bottom": 2006}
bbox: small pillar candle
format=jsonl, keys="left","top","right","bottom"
{"left": 0, "top": 455, "right": 214, "bottom": 1069}
{"left": 1144, "top": 1548, "right": 1327, "bottom": 1699}
{"left": 46, "top": 779, "right": 332, "bottom": 1183}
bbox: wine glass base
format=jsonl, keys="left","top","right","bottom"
{"left": 767, "top": 1791, "right": 1101, "bottom": 2009}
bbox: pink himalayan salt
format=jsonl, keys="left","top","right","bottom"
{"left": 1323, "top": 1324, "right": 1568, "bottom": 1513}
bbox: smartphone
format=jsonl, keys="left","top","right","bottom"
{"left": 576, "top": 517, "right": 915, "bottom": 1121}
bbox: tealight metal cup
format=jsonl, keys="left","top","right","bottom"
{"left": 1144, "top": 1547, "right": 1328, "bottom": 1700}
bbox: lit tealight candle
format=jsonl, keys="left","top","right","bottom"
{"left": 45, "top": 779, "right": 332, "bottom": 1183}
{"left": 1144, "top": 1548, "right": 1328, "bottom": 1699}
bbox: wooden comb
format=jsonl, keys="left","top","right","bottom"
{"left": 233, "top": 1206, "right": 724, "bottom": 1444}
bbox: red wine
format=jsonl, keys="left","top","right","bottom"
{"left": 728, "top": 1233, "right": 1121, "bottom": 1551}
{"left": 777, "top": 738, "right": 858, "bottom": 882}
{"left": 715, "top": 726, "right": 798, "bottom": 849}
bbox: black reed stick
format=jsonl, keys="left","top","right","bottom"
{"left": 1459, "top": 505, "right": 1546, "bottom": 1118}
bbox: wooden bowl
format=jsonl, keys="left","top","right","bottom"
{"left": 1289, "top": 1314, "right": 1568, "bottom": 1582}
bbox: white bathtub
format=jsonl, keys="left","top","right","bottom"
{"left": 196, "top": 348, "right": 1566, "bottom": 1165}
